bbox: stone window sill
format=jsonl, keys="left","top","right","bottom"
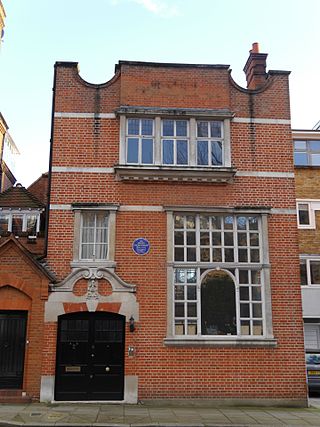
{"left": 164, "top": 337, "right": 277, "bottom": 348}
{"left": 114, "top": 165, "right": 236, "bottom": 183}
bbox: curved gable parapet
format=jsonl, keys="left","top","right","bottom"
{"left": 228, "top": 69, "right": 291, "bottom": 94}
{"left": 54, "top": 61, "right": 121, "bottom": 113}
{"left": 228, "top": 70, "right": 291, "bottom": 120}
{"left": 54, "top": 61, "right": 121, "bottom": 89}
{"left": 50, "top": 266, "right": 136, "bottom": 293}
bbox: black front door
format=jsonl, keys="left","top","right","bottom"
{"left": 0, "top": 311, "right": 27, "bottom": 389}
{"left": 55, "top": 311, "right": 125, "bottom": 401}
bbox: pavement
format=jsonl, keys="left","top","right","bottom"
{"left": 1, "top": 400, "right": 320, "bottom": 427}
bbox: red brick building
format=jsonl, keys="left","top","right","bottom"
{"left": 0, "top": 182, "right": 53, "bottom": 402}
{"left": 42, "top": 44, "right": 307, "bottom": 405}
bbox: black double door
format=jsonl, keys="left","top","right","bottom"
{"left": 55, "top": 311, "right": 125, "bottom": 401}
{"left": 0, "top": 311, "right": 27, "bottom": 389}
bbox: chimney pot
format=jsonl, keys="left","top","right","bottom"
{"left": 243, "top": 42, "right": 268, "bottom": 90}
{"left": 251, "top": 42, "right": 260, "bottom": 53}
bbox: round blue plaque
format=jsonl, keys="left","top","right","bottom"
{"left": 132, "top": 238, "right": 150, "bottom": 255}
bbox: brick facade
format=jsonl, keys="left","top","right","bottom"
{"left": 43, "top": 47, "right": 307, "bottom": 405}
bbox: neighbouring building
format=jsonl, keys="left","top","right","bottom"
{"left": 0, "top": 1, "right": 5, "bottom": 43}
{"left": 0, "top": 176, "right": 53, "bottom": 403}
{"left": 294, "top": 128, "right": 320, "bottom": 350}
{"left": 0, "top": 113, "right": 19, "bottom": 192}
{"left": 38, "top": 43, "right": 308, "bottom": 406}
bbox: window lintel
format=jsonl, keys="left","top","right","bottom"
{"left": 163, "top": 205, "right": 271, "bottom": 214}
{"left": 116, "top": 106, "right": 234, "bottom": 119}
{"left": 71, "top": 203, "right": 119, "bottom": 211}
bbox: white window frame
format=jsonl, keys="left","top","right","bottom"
{"left": 0, "top": 210, "right": 41, "bottom": 236}
{"left": 297, "top": 200, "right": 320, "bottom": 229}
{"left": 300, "top": 256, "right": 320, "bottom": 287}
{"left": 161, "top": 119, "right": 189, "bottom": 166}
{"left": 196, "top": 120, "right": 224, "bottom": 166}
{"left": 120, "top": 115, "right": 231, "bottom": 168}
{"left": 294, "top": 139, "right": 320, "bottom": 166}
{"left": 71, "top": 204, "right": 118, "bottom": 268}
{"left": 79, "top": 211, "right": 109, "bottom": 261}
{"left": 126, "top": 118, "right": 154, "bottom": 165}
{"left": 164, "top": 208, "right": 275, "bottom": 346}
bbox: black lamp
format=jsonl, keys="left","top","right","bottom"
{"left": 129, "top": 316, "right": 135, "bottom": 332}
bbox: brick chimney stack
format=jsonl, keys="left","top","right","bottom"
{"left": 243, "top": 42, "right": 268, "bottom": 90}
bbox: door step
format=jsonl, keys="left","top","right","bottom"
{"left": 0, "top": 389, "right": 32, "bottom": 403}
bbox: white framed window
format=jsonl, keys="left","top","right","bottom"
{"left": 170, "top": 212, "right": 268, "bottom": 339}
{"left": 161, "top": 119, "right": 189, "bottom": 165}
{"left": 196, "top": 121, "right": 223, "bottom": 166}
{"left": 126, "top": 118, "right": 154, "bottom": 165}
{"left": 294, "top": 139, "right": 320, "bottom": 166}
{"left": 296, "top": 200, "right": 320, "bottom": 229}
{"left": 120, "top": 114, "right": 231, "bottom": 168}
{"left": 71, "top": 204, "right": 118, "bottom": 267}
{"left": 304, "top": 323, "right": 320, "bottom": 350}
{"left": 300, "top": 257, "right": 320, "bottom": 286}
{"left": 80, "top": 211, "right": 109, "bottom": 261}
{"left": 0, "top": 211, "right": 41, "bottom": 237}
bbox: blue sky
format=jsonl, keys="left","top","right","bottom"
{"left": 0, "top": 0, "right": 319, "bottom": 186}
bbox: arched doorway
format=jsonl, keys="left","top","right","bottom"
{"left": 55, "top": 311, "right": 125, "bottom": 401}
{"left": 201, "top": 270, "right": 237, "bottom": 335}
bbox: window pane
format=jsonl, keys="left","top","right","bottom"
{"left": 210, "top": 121, "right": 222, "bottom": 138}
{"left": 197, "top": 141, "right": 208, "bottom": 165}
{"left": 253, "top": 303, "right": 262, "bottom": 318}
{"left": 187, "top": 247, "right": 196, "bottom": 261}
{"left": 26, "top": 216, "right": 37, "bottom": 235}
{"left": 82, "top": 212, "right": 95, "bottom": 227}
{"left": 95, "top": 244, "right": 108, "bottom": 259}
{"left": 200, "top": 248, "right": 210, "bottom": 262}
{"left": 211, "top": 141, "right": 222, "bottom": 165}
{"left": 224, "top": 248, "right": 234, "bottom": 262}
{"left": 186, "top": 269, "right": 197, "bottom": 283}
{"left": 187, "top": 322, "right": 197, "bottom": 335}
{"left": 212, "top": 248, "right": 222, "bottom": 262}
{"left": 238, "top": 249, "right": 248, "bottom": 262}
{"left": 175, "top": 322, "right": 184, "bottom": 335}
{"left": 174, "top": 215, "right": 184, "bottom": 229}
{"left": 240, "top": 320, "right": 250, "bottom": 335}
{"left": 250, "top": 233, "right": 259, "bottom": 246}
{"left": 175, "top": 303, "right": 184, "bottom": 317}
{"left": 12, "top": 215, "right": 23, "bottom": 235}
{"left": 239, "top": 270, "right": 248, "bottom": 284}
{"left": 240, "top": 303, "right": 250, "bottom": 317}
{"left": 252, "top": 286, "right": 262, "bottom": 301}
{"left": 82, "top": 227, "right": 94, "bottom": 243}
{"left": 201, "top": 270, "right": 236, "bottom": 335}
{"left": 224, "top": 232, "right": 234, "bottom": 246}
{"left": 176, "top": 121, "right": 187, "bottom": 136}
{"left": 141, "top": 138, "right": 153, "bottom": 164}
{"left": 141, "top": 119, "right": 153, "bottom": 136}
{"left": 197, "top": 121, "right": 208, "bottom": 137}
{"left": 294, "top": 152, "right": 308, "bottom": 166}
{"left": 96, "top": 212, "right": 108, "bottom": 228}
{"left": 300, "top": 262, "right": 307, "bottom": 286}
{"left": 238, "top": 233, "right": 247, "bottom": 246}
{"left": 95, "top": 227, "right": 108, "bottom": 244}
{"left": 175, "top": 285, "right": 184, "bottom": 300}
{"left": 186, "top": 216, "right": 195, "bottom": 229}
{"left": 248, "top": 217, "right": 258, "bottom": 230}
{"left": 127, "top": 138, "right": 139, "bottom": 163}
{"left": 177, "top": 140, "right": 188, "bottom": 165}
{"left": 175, "top": 269, "right": 185, "bottom": 283}
{"left": 251, "top": 270, "right": 260, "bottom": 284}
{"left": 187, "top": 286, "right": 197, "bottom": 300}
{"left": 310, "top": 261, "right": 320, "bottom": 285}
{"left": 310, "top": 141, "right": 320, "bottom": 151}
{"left": 212, "top": 216, "right": 222, "bottom": 230}
{"left": 224, "top": 216, "right": 233, "bottom": 229}
{"left": 127, "top": 118, "right": 139, "bottom": 135}
{"left": 298, "top": 204, "right": 310, "bottom": 225}
{"left": 239, "top": 286, "right": 249, "bottom": 300}
{"left": 81, "top": 244, "right": 94, "bottom": 259}
{"left": 311, "top": 154, "right": 320, "bottom": 166}
{"left": 250, "top": 249, "right": 260, "bottom": 263}
{"left": 174, "top": 231, "right": 184, "bottom": 245}
{"left": 294, "top": 140, "right": 306, "bottom": 150}
{"left": 174, "top": 247, "right": 184, "bottom": 262}
{"left": 0, "top": 215, "right": 9, "bottom": 235}
{"left": 200, "top": 216, "right": 209, "bottom": 229}
{"left": 187, "top": 303, "right": 197, "bottom": 317}
{"left": 252, "top": 320, "right": 263, "bottom": 335}
{"left": 200, "top": 232, "right": 210, "bottom": 245}
{"left": 162, "top": 120, "right": 174, "bottom": 136}
{"left": 237, "top": 216, "right": 247, "bottom": 230}
{"left": 163, "top": 139, "right": 173, "bottom": 164}
{"left": 187, "top": 231, "right": 196, "bottom": 245}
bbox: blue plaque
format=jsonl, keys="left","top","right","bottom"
{"left": 132, "top": 238, "right": 150, "bottom": 255}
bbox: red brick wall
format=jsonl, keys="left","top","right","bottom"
{"left": 45, "top": 60, "right": 307, "bottom": 401}
{"left": 0, "top": 242, "right": 49, "bottom": 400}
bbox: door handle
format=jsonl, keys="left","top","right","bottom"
{"left": 91, "top": 353, "right": 95, "bottom": 357}
{"left": 89, "top": 374, "right": 93, "bottom": 379}
{"left": 105, "top": 366, "right": 110, "bottom": 372}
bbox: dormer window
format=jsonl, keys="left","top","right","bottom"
{"left": 0, "top": 211, "right": 41, "bottom": 237}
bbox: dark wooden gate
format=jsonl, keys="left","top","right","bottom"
{"left": 0, "top": 311, "right": 27, "bottom": 389}
{"left": 55, "top": 311, "right": 125, "bottom": 401}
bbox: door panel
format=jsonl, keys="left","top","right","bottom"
{"left": 0, "top": 311, "right": 27, "bottom": 389}
{"left": 55, "top": 312, "right": 125, "bottom": 401}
